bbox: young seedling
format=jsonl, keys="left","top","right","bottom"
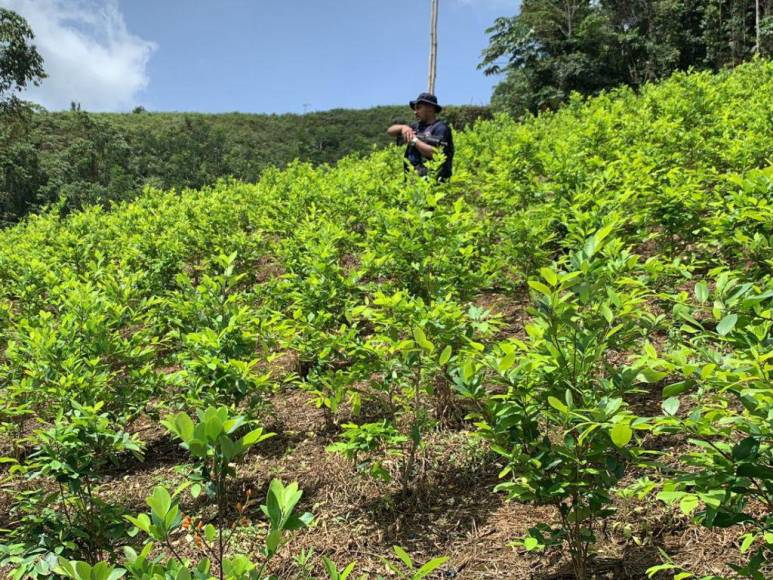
{"left": 381, "top": 546, "right": 448, "bottom": 580}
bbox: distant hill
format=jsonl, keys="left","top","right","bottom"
{"left": 0, "top": 104, "right": 490, "bottom": 224}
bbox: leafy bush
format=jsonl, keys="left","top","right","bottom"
{"left": 1, "top": 402, "right": 143, "bottom": 575}
{"left": 646, "top": 273, "right": 773, "bottom": 578}
{"left": 471, "top": 228, "right": 657, "bottom": 578}
{"left": 56, "top": 478, "right": 313, "bottom": 580}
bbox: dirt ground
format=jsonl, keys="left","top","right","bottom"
{"left": 74, "top": 383, "right": 747, "bottom": 580}
{"left": 0, "top": 292, "right": 760, "bottom": 579}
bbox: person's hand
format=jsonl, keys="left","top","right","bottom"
{"left": 401, "top": 125, "right": 416, "bottom": 143}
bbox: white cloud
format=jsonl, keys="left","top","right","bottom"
{"left": 1, "top": 0, "right": 156, "bottom": 111}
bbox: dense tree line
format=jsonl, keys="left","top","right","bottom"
{"left": 480, "top": 0, "right": 772, "bottom": 115}
{"left": 0, "top": 105, "right": 489, "bottom": 224}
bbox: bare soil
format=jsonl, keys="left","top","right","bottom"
{"left": 0, "top": 293, "right": 761, "bottom": 579}
{"left": 68, "top": 383, "right": 750, "bottom": 579}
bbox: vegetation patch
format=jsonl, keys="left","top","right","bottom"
{"left": 0, "top": 61, "right": 771, "bottom": 578}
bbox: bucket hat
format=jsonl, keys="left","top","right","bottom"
{"left": 409, "top": 92, "right": 442, "bottom": 112}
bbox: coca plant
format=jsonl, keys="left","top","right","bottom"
{"left": 646, "top": 273, "right": 773, "bottom": 578}
{"left": 56, "top": 478, "right": 313, "bottom": 580}
{"left": 471, "top": 228, "right": 657, "bottom": 578}
{"left": 0, "top": 402, "right": 143, "bottom": 576}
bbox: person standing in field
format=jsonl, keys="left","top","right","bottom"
{"left": 387, "top": 93, "right": 454, "bottom": 182}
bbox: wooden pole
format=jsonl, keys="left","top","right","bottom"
{"left": 428, "top": 0, "right": 438, "bottom": 94}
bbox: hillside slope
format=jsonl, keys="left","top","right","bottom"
{"left": 0, "top": 61, "right": 771, "bottom": 579}
{"left": 0, "top": 104, "right": 488, "bottom": 223}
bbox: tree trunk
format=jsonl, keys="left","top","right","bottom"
{"left": 756, "top": 0, "right": 762, "bottom": 53}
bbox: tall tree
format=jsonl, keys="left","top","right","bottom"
{"left": 0, "top": 8, "right": 46, "bottom": 114}
{"left": 0, "top": 8, "right": 46, "bottom": 222}
{"left": 480, "top": 0, "right": 769, "bottom": 116}
{"left": 479, "top": 1, "right": 620, "bottom": 114}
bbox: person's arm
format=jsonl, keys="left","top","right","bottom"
{"left": 412, "top": 138, "right": 435, "bottom": 159}
{"left": 414, "top": 123, "right": 451, "bottom": 159}
{"left": 387, "top": 124, "right": 416, "bottom": 142}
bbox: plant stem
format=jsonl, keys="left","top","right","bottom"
{"left": 218, "top": 470, "right": 225, "bottom": 580}
{"left": 402, "top": 360, "right": 422, "bottom": 494}
{"left": 166, "top": 538, "right": 186, "bottom": 566}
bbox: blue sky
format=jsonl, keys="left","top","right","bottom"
{"left": 3, "top": 0, "right": 520, "bottom": 113}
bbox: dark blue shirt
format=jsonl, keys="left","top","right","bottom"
{"left": 403, "top": 120, "right": 454, "bottom": 181}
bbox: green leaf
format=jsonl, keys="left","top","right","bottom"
{"left": 462, "top": 359, "right": 475, "bottom": 382}
{"left": 604, "top": 397, "right": 622, "bottom": 416}
{"left": 716, "top": 313, "right": 738, "bottom": 336}
{"left": 438, "top": 345, "right": 452, "bottom": 366}
{"left": 732, "top": 437, "right": 758, "bottom": 461}
{"left": 594, "top": 223, "right": 614, "bottom": 246}
{"left": 700, "top": 364, "right": 716, "bottom": 380}
{"left": 223, "top": 415, "right": 248, "bottom": 434}
{"left": 498, "top": 352, "right": 516, "bottom": 373}
{"left": 163, "top": 504, "right": 180, "bottom": 530}
{"left": 392, "top": 545, "right": 413, "bottom": 569}
{"left": 547, "top": 396, "right": 568, "bottom": 415}
{"left": 694, "top": 281, "right": 709, "bottom": 303}
{"left": 646, "top": 563, "right": 678, "bottom": 577}
{"left": 264, "top": 479, "right": 304, "bottom": 534}
{"left": 124, "top": 514, "right": 151, "bottom": 534}
{"left": 285, "top": 511, "right": 313, "bottom": 530}
{"left": 107, "top": 569, "right": 127, "bottom": 580}
{"left": 75, "top": 561, "right": 92, "bottom": 579}
{"left": 527, "top": 280, "right": 552, "bottom": 296}
{"left": 739, "top": 533, "right": 756, "bottom": 554}
{"left": 205, "top": 416, "right": 223, "bottom": 441}
{"left": 188, "top": 440, "right": 207, "bottom": 458}
{"left": 53, "top": 559, "right": 76, "bottom": 578}
{"left": 412, "top": 326, "right": 435, "bottom": 353}
{"left": 737, "top": 463, "right": 773, "bottom": 480}
{"left": 322, "top": 557, "right": 338, "bottom": 578}
{"left": 414, "top": 556, "right": 449, "bottom": 579}
{"left": 240, "top": 428, "right": 274, "bottom": 448}
{"left": 147, "top": 487, "right": 172, "bottom": 518}
{"left": 265, "top": 530, "right": 282, "bottom": 556}
{"left": 340, "top": 561, "right": 356, "bottom": 579}
{"left": 662, "top": 381, "right": 690, "bottom": 398}
{"left": 174, "top": 413, "right": 195, "bottom": 442}
{"left": 637, "top": 368, "right": 668, "bottom": 383}
{"left": 93, "top": 563, "right": 125, "bottom": 580}
{"left": 610, "top": 422, "right": 633, "bottom": 448}
{"left": 661, "top": 397, "right": 680, "bottom": 416}
{"left": 679, "top": 495, "right": 699, "bottom": 515}
{"left": 657, "top": 490, "right": 686, "bottom": 504}
{"left": 600, "top": 304, "right": 614, "bottom": 323}
{"left": 523, "top": 536, "right": 540, "bottom": 551}
{"left": 220, "top": 435, "right": 241, "bottom": 460}
{"left": 539, "top": 267, "right": 558, "bottom": 286}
